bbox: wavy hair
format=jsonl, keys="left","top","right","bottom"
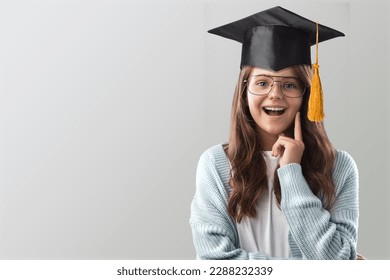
{"left": 224, "top": 65, "right": 336, "bottom": 222}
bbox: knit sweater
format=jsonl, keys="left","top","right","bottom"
{"left": 189, "top": 144, "right": 359, "bottom": 260}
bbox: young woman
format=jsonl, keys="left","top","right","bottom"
{"left": 189, "top": 6, "right": 360, "bottom": 260}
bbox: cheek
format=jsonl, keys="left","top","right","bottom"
{"left": 289, "top": 99, "right": 303, "bottom": 114}
{"left": 247, "top": 94, "right": 266, "bottom": 115}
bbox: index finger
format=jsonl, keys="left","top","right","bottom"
{"left": 294, "top": 111, "right": 303, "bottom": 142}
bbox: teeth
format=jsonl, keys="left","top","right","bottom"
{"left": 264, "top": 107, "right": 285, "bottom": 111}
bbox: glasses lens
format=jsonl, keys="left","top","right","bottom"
{"left": 280, "top": 77, "right": 304, "bottom": 98}
{"left": 248, "top": 75, "right": 273, "bottom": 95}
{"left": 248, "top": 75, "right": 305, "bottom": 98}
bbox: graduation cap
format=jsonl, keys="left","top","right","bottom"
{"left": 208, "top": 6, "right": 345, "bottom": 122}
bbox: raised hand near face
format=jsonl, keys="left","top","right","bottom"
{"left": 272, "top": 111, "right": 305, "bottom": 167}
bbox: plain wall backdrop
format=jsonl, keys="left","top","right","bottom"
{"left": 0, "top": 0, "right": 388, "bottom": 259}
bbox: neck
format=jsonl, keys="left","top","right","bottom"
{"left": 259, "top": 134, "right": 278, "bottom": 151}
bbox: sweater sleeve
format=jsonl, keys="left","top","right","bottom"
{"left": 277, "top": 150, "right": 359, "bottom": 260}
{"left": 190, "top": 147, "right": 295, "bottom": 260}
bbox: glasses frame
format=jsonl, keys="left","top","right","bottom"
{"left": 244, "top": 74, "right": 307, "bottom": 98}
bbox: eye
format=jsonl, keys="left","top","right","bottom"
{"left": 283, "top": 82, "right": 296, "bottom": 89}
{"left": 255, "top": 80, "right": 269, "bottom": 87}
{"left": 282, "top": 78, "right": 303, "bottom": 91}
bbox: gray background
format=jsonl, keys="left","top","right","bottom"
{"left": 0, "top": 0, "right": 388, "bottom": 259}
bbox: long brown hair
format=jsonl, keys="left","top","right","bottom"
{"left": 225, "top": 65, "right": 336, "bottom": 222}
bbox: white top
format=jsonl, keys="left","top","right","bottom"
{"left": 236, "top": 151, "right": 290, "bottom": 258}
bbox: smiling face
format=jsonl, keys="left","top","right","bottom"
{"left": 246, "top": 67, "right": 304, "bottom": 148}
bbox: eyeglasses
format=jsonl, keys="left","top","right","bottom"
{"left": 244, "top": 75, "right": 306, "bottom": 98}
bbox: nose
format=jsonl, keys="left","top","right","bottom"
{"left": 267, "top": 81, "right": 283, "bottom": 99}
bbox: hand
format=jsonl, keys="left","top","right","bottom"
{"left": 272, "top": 112, "right": 305, "bottom": 167}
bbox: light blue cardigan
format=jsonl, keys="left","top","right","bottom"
{"left": 189, "top": 144, "right": 359, "bottom": 259}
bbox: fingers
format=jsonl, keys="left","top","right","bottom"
{"left": 272, "top": 133, "right": 305, "bottom": 166}
{"left": 294, "top": 111, "right": 303, "bottom": 142}
{"left": 271, "top": 112, "right": 304, "bottom": 165}
{"left": 271, "top": 139, "right": 283, "bottom": 157}
{"left": 272, "top": 134, "right": 288, "bottom": 157}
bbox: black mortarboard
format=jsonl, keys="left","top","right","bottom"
{"left": 208, "top": 6, "right": 345, "bottom": 122}
{"left": 208, "top": 6, "right": 344, "bottom": 71}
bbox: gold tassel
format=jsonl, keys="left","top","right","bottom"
{"left": 308, "top": 22, "right": 325, "bottom": 122}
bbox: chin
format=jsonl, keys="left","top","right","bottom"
{"left": 258, "top": 125, "right": 288, "bottom": 136}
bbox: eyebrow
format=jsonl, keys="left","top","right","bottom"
{"left": 249, "top": 74, "right": 300, "bottom": 79}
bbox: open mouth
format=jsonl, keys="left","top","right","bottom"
{"left": 262, "top": 106, "right": 286, "bottom": 116}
